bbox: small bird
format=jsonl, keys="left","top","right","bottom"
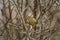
{"left": 25, "top": 16, "right": 36, "bottom": 30}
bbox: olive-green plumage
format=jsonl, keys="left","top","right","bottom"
{"left": 25, "top": 16, "right": 36, "bottom": 26}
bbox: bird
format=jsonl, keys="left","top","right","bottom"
{"left": 25, "top": 16, "right": 36, "bottom": 30}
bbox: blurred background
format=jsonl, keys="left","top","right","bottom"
{"left": 0, "top": 0, "right": 60, "bottom": 40}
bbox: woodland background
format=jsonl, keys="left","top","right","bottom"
{"left": 0, "top": 0, "right": 60, "bottom": 40}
